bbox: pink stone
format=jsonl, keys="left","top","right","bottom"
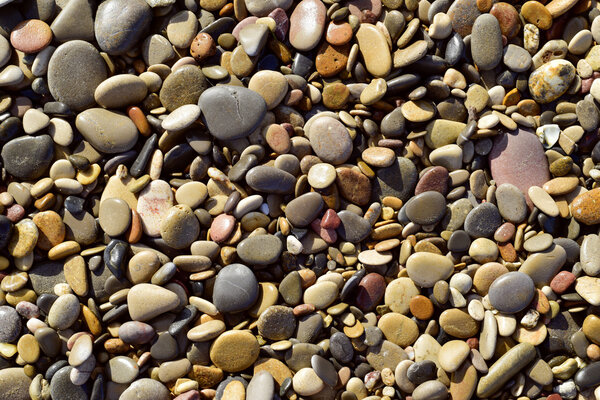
{"left": 311, "top": 218, "right": 337, "bottom": 243}
{"left": 347, "top": 0, "right": 382, "bottom": 18}
{"left": 493, "top": 222, "right": 516, "bottom": 242}
{"left": 136, "top": 180, "right": 174, "bottom": 237}
{"left": 414, "top": 166, "right": 449, "bottom": 195}
{"left": 15, "top": 301, "right": 40, "bottom": 319}
{"left": 268, "top": 8, "right": 289, "bottom": 41}
{"left": 581, "top": 78, "right": 594, "bottom": 94}
{"left": 489, "top": 129, "right": 550, "bottom": 209}
{"left": 550, "top": 271, "right": 576, "bottom": 294}
{"left": 232, "top": 17, "right": 258, "bottom": 41}
{"left": 210, "top": 214, "right": 236, "bottom": 243}
{"left": 355, "top": 273, "right": 386, "bottom": 311}
{"left": 6, "top": 204, "right": 25, "bottom": 222}
{"left": 174, "top": 391, "right": 201, "bottom": 400}
{"left": 289, "top": 0, "right": 326, "bottom": 52}
{"left": 321, "top": 209, "right": 341, "bottom": 229}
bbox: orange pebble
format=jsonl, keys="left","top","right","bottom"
{"left": 409, "top": 295, "right": 434, "bottom": 320}
{"left": 127, "top": 106, "right": 151, "bottom": 136}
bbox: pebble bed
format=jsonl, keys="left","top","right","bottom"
{"left": 1, "top": 0, "right": 600, "bottom": 399}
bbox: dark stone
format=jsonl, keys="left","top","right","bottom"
{"left": 0, "top": 117, "right": 22, "bottom": 143}
{"left": 407, "top": 360, "right": 437, "bottom": 386}
{"left": 95, "top": 0, "right": 152, "bottom": 55}
{"left": 169, "top": 305, "right": 198, "bottom": 337}
{"left": 574, "top": 361, "right": 600, "bottom": 391}
{"left": 212, "top": 264, "right": 259, "bottom": 313}
{"left": 1, "top": 135, "right": 54, "bottom": 180}
{"left": 130, "top": 134, "right": 157, "bottom": 178}
{"left": 50, "top": 367, "right": 89, "bottom": 400}
{"left": 336, "top": 210, "right": 372, "bottom": 243}
{"left": 104, "top": 239, "right": 128, "bottom": 279}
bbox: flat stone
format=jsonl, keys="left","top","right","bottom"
{"left": 385, "top": 277, "right": 420, "bottom": 315}
{"left": 406, "top": 253, "right": 454, "bottom": 288}
{"left": 439, "top": 309, "right": 479, "bottom": 338}
{"left": 412, "top": 380, "right": 448, "bottom": 400}
{"left": 246, "top": 166, "right": 296, "bottom": 194}
{"left": 336, "top": 167, "right": 372, "bottom": 206}
{"left": 575, "top": 276, "right": 600, "bottom": 306}
{"left": 50, "top": 367, "right": 88, "bottom": 400}
{"left": 75, "top": 108, "right": 138, "bottom": 154}
{"left": 137, "top": 180, "right": 174, "bottom": 237}
{"left": 495, "top": 183, "right": 527, "bottom": 223}
{"left": 571, "top": 187, "right": 600, "bottom": 225}
{"left": 488, "top": 272, "right": 535, "bottom": 313}
{"left": 356, "top": 23, "right": 392, "bottom": 78}
{"left": 439, "top": 340, "right": 471, "bottom": 373}
{"left": 371, "top": 157, "right": 418, "bottom": 202}
{"left": 470, "top": 14, "right": 503, "bottom": 70}
{"left": 160, "top": 205, "right": 199, "bottom": 249}
{"left": 308, "top": 116, "right": 353, "bottom": 165}
{"left": 237, "top": 234, "right": 283, "bottom": 265}
{"left": 336, "top": 210, "right": 372, "bottom": 243}
{"left": 160, "top": 65, "right": 209, "bottom": 112}
{"left": 50, "top": 0, "right": 95, "bottom": 42}
{"left": 95, "top": 0, "right": 152, "bottom": 55}
{"left": 289, "top": 0, "right": 326, "bottom": 52}
{"left": 48, "top": 294, "right": 80, "bottom": 330}
{"left": 0, "top": 368, "right": 31, "bottom": 400}
{"left": 0, "top": 306, "right": 21, "bottom": 343}
{"left": 127, "top": 284, "right": 179, "bottom": 321}
{"left": 199, "top": 86, "right": 266, "bottom": 140}
{"left": 120, "top": 379, "right": 170, "bottom": 400}
{"left": 489, "top": 129, "right": 550, "bottom": 208}
{"left": 94, "top": 74, "right": 148, "bottom": 109}
{"left": 210, "top": 330, "right": 260, "bottom": 372}
{"left": 47, "top": 40, "right": 107, "bottom": 111}
{"left": 415, "top": 166, "right": 449, "bottom": 195}
{"left": 520, "top": 244, "right": 567, "bottom": 287}
{"left": 248, "top": 70, "right": 288, "bottom": 109}
{"left": 285, "top": 192, "right": 323, "bottom": 227}
{"left": 528, "top": 59, "right": 576, "bottom": 103}
{"left": 212, "top": 264, "right": 259, "bottom": 312}
{"left": 405, "top": 191, "right": 447, "bottom": 225}
{"left": 1, "top": 135, "right": 53, "bottom": 181}
{"left": 464, "top": 203, "right": 501, "bottom": 238}
{"left": 99, "top": 198, "right": 131, "bottom": 237}
{"left": 258, "top": 305, "right": 296, "bottom": 340}
{"left": 378, "top": 312, "right": 419, "bottom": 347}
{"left": 476, "top": 343, "right": 536, "bottom": 398}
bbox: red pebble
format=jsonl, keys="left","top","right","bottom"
{"left": 467, "top": 338, "right": 479, "bottom": 349}
{"left": 355, "top": 273, "right": 386, "bottom": 312}
{"left": 311, "top": 219, "right": 337, "bottom": 243}
{"left": 321, "top": 209, "right": 341, "bottom": 229}
{"left": 547, "top": 394, "right": 562, "bottom": 400}
{"left": 174, "top": 391, "right": 200, "bottom": 400}
{"left": 550, "top": 271, "right": 576, "bottom": 294}
{"left": 6, "top": 204, "right": 25, "bottom": 222}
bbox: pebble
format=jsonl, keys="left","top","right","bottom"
{"left": 470, "top": 14, "right": 503, "bottom": 70}
{"left": 76, "top": 108, "right": 138, "bottom": 154}
{"left": 127, "top": 284, "right": 180, "bottom": 321}
{"left": 488, "top": 272, "right": 535, "bottom": 313}
{"left": 199, "top": 86, "right": 266, "bottom": 140}
{"left": 212, "top": 264, "right": 259, "bottom": 312}
{"left": 47, "top": 40, "right": 107, "bottom": 111}
{"left": 406, "top": 253, "right": 454, "bottom": 288}
{"left": 95, "top": 0, "right": 152, "bottom": 55}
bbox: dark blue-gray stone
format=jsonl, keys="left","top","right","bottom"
{"left": 95, "top": 0, "right": 152, "bottom": 55}
{"left": 488, "top": 272, "right": 535, "bottom": 314}
{"left": 1, "top": 135, "right": 53, "bottom": 180}
{"left": 212, "top": 264, "right": 259, "bottom": 313}
{"left": 199, "top": 86, "right": 267, "bottom": 140}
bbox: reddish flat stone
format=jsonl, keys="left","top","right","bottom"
{"left": 489, "top": 129, "right": 550, "bottom": 209}
{"left": 414, "top": 166, "right": 449, "bottom": 195}
{"left": 311, "top": 219, "right": 337, "bottom": 243}
{"left": 10, "top": 19, "right": 53, "bottom": 54}
{"left": 355, "top": 273, "right": 386, "bottom": 311}
{"left": 174, "top": 390, "right": 201, "bottom": 400}
{"left": 489, "top": 2, "right": 520, "bottom": 39}
{"left": 326, "top": 21, "right": 353, "bottom": 45}
{"left": 210, "top": 214, "right": 236, "bottom": 243}
{"left": 321, "top": 209, "right": 341, "bottom": 229}
{"left": 571, "top": 188, "right": 600, "bottom": 225}
{"left": 550, "top": 271, "right": 576, "bottom": 294}
{"left": 6, "top": 204, "right": 25, "bottom": 222}
{"left": 268, "top": 8, "right": 289, "bottom": 42}
{"left": 336, "top": 167, "right": 372, "bottom": 206}
{"left": 494, "top": 222, "right": 515, "bottom": 242}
